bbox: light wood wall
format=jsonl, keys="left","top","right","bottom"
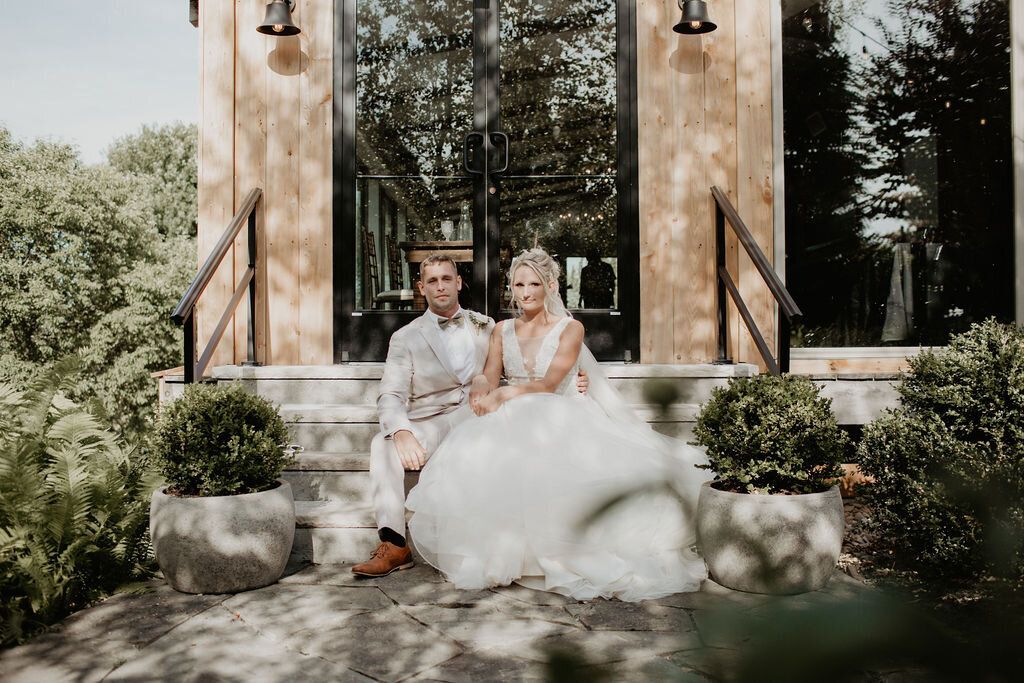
{"left": 636, "top": 0, "right": 776, "bottom": 366}
{"left": 197, "top": 0, "right": 333, "bottom": 368}
{"left": 197, "top": 0, "right": 775, "bottom": 366}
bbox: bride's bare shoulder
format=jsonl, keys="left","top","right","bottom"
{"left": 558, "top": 318, "right": 585, "bottom": 344}
{"left": 491, "top": 319, "right": 510, "bottom": 337}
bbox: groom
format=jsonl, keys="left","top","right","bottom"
{"left": 352, "top": 253, "right": 494, "bottom": 577}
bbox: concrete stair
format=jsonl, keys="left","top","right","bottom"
{"left": 199, "top": 362, "right": 760, "bottom": 565}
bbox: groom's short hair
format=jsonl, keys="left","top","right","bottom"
{"left": 419, "top": 253, "right": 458, "bottom": 278}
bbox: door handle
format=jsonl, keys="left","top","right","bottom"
{"left": 490, "top": 132, "right": 509, "bottom": 174}
{"left": 463, "top": 131, "right": 484, "bottom": 175}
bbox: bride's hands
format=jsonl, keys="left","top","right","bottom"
{"left": 474, "top": 386, "right": 510, "bottom": 416}
{"left": 469, "top": 375, "right": 491, "bottom": 415}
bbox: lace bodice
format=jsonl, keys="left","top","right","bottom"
{"left": 501, "top": 316, "right": 577, "bottom": 395}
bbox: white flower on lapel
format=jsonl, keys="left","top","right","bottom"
{"left": 466, "top": 311, "right": 491, "bottom": 330}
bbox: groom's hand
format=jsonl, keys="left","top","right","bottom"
{"left": 393, "top": 430, "right": 427, "bottom": 470}
{"left": 576, "top": 369, "right": 589, "bottom": 395}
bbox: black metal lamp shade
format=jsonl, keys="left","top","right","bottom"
{"left": 673, "top": 0, "right": 717, "bottom": 35}
{"left": 257, "top": 0, "right": 301, "bottom": 36}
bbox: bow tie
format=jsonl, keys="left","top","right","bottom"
{"left": 438, "top": 312, "right": 463, "bottom": 329}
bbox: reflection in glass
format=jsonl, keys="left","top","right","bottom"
{"left": 499, "top": 0, "right": 619, "bottom": 310}
{"left": 355, "top": 178, "right": 472, "bottom": 309}
{"left": 500, "top": 177, "right": 617, "bottom": 309}
{"left": 355, "top": 0, "right": 473, "bottom": 310}
{"left": 499, "top": 0, "right": 617, "bottom": 176}
{"left": 782, "top": 0, "right": 1012, "bottom": 347}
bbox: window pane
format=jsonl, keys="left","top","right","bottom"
{"left": 499, "top": 0, "right": 617, "bottom": 176}
{"left": 356, "top": 0, "right": 472, "bottom": 177}
{"left": 355, "top": 0, "right": 474, "bottom": 311}
{"left": 783, "top": 0, "right": 1013, "bottom": 347}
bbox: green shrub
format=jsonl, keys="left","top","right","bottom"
{"left": 153, "top": 383, "right": 292, "bottom": 497}
{"left": 859, "top": 319, "right": 1024, "bottom": 578}
{"left": 0, "top": 360, "right": 158, "bottom": 645}
{"left": 694, "top": 373, "right": 849, "bottom": 494}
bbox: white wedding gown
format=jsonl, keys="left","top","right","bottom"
{"left": 406, "top": 316, "right": 713, "bottom": 601}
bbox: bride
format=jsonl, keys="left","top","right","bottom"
{"left": 406, "top": 248, "right": 713, "bottom": 601}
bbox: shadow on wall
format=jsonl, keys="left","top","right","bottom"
{"left": 268, "top": 41, "right": 310, "bottom": 75}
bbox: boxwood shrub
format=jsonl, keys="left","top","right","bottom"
{"left": 694, "top": 373, "right": 849, "bottom": 494}
{"left": 859, "top": 318, "right": 1024, "bottom": 578}
{"left": 153, "top": 383, "right": 292, "bottom": 496}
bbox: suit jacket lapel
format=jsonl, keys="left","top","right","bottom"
{"left": 470, "top": 315, "right": 490, "bottom": 372}
{"left": 416, "top": 313, "right": 459, "bottom": 381}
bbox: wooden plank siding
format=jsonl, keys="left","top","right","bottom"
{"left": 703, "top": 1, "right": 739, "bottom": 363}
{"left": 298, "top": 1, "right": 334, "bottom": 365}
{"left": 197, "top": 0, "right": 776, "bottom": 366}
{"left": 197, "top": 0, "right": 333, "bottom": 368}
{"left": 636, "top": 0, "right": 777, "bottom": 365}
{"left": 233, "top": 0, "right": 267, "bottom": 364}
{"left": 196, "top": 0, "right": 235, "bottom": 370}
{"left": 734, "top": 0, "right": 775, "bottom": 369}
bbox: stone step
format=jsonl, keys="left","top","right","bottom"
{"left": 293, "top": 500, "right": 375, "bottom": 564}
{"left": 295, "top": 499, "right": 374, "bottom": 528}
{"left": 281, "top": 405, "right": 379, "bottom": 423}
{"left": 278, "top": 403, "right": 703, "bottom": 425}
{"left": 292, "top": 527, "right": 379, "bottom": 565}
{"left": 210, "top": 362, "right": 758, "bottom": 409}
{"left": 283, "top": 470, "right": 370, "bottom": 504}
{"left": 281, "top": 407, "right": 697, "bottom": 453}
{"left": 213, "top": 364, "right": 384, "bottom": 405}
{"left": 292, "top": 500, "right": 404, "bottom": 564}
{"left": 287, "top": 422, "right": 379, "bottom": 453}
{"left": 285, "top": 465, "right": 419, "bottom": 504}
{"left": 178, "top": 362, "right": 902, "bottom": 427}
{"left": 285, "top": 451, "right": 368, "bottom": 471}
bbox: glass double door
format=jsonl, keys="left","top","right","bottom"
{"left": 337, "top": 0, "right": 637, "bottom": 360}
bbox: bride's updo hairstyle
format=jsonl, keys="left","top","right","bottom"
{"left": 509, "top": 248, "right": 568, "bottom": 318}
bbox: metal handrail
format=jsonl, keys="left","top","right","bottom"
{"left": 172, "top": 187, "right": 262, "bottom": 383}
{"left": 711, "top": 185, "right": 802, "bottom": 375}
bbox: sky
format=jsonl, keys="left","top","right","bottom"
{"left": 0, "top": 1, "right": 198, "bottom": 165}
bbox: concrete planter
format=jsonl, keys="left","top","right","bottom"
{"left": 150, "top": 479, "right": 295, "bottom": 594}
{"left": 696, "top": 481, "right": 844, "bottom": 594}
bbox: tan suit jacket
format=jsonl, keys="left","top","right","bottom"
{"left": 377, "top": 310, "right": 495, "bottom": 438}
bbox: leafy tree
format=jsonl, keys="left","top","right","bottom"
{"left": 106, "top": 122, "right": 198, "bottom": 237}
{"left": 0, "top": 130, "right": 156, "bottom": 374}
{"left": 81, "top": 236, "right": 195, "bottom": 435}
{"left": 0, "top": 124, "right": 197, "bottom": 435}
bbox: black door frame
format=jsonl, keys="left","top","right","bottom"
{"left": 333, "top": 0, "right": 640, "bottom": 361}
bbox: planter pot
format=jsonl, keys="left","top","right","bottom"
{"left": 150, "top": 479, "right": 295, "bottom": 594}
{"left": 696, "top": 481, "right": 844, "bottom": 594}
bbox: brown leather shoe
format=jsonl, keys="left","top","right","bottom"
{"left": 351, "top": 542, "right": 413, "bottom": 577}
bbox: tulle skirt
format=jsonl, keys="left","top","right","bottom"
{"left": 406, "top": 392, "right": 712, "bottom": 601}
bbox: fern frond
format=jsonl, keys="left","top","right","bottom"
{"left": 0, "top": 361, "right": 155, "bottom": 645}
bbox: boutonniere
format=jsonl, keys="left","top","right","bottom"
{"left": 466, "top": 311, "right": 491, "bottom": 330}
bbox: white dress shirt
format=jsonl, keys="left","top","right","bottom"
{"left": 428, "top": 307, "right": 476, "bottom": 384}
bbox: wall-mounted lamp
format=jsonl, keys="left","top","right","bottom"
{"left": 673, "top": 0, "right": 717, "bottom": 35}
{"left": 257, "top": 0, "right": 301, "bottom": 36}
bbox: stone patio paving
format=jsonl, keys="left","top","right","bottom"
{"left": 1, "top": 554, "right": 940, "bottom": 682}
